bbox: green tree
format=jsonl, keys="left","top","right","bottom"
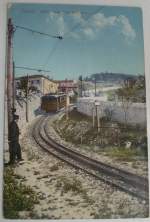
{"left": 18, "top": 76, "right": 37, "bottom": 122}
{"left": 18, "top": 77, "right": 37, "bottom": 97}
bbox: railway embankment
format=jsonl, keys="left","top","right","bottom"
{"left": 52, "top": 109, "right": 148, "bottom": 178}
{"left": 6, "top": 116, "right": 148, "bottom": 219}
{"left": 4, "top": 109, "right": 149, "bottom": 219}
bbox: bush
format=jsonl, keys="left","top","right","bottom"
{"left": 56, "top": 176, "right": 93, "bottom": 203}
{"left": 56, "top": 176, "right": 82, "bottom": 193}
{"left": 3, "top": 167, "right": 38, "bottom": 219}
{"left": 137, "top": 136, "right": 148, "bottom": 158}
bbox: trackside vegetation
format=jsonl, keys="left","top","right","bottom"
{"left": 3, "top": 167, "right": 39, "bottom": 219}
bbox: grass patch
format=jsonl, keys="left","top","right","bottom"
{"left": 56, "top": 176, "right": 94, "bottom": 204}
{"left": 61, "top": 109, "right": 92, "bottom": 123}
{"left": 53, "top": 108, "right": 148, "bottom": 161}
{"left": 50, "top": 165, "right": 59, "bottom": 171}
{"left": 56, "top": 176, "right": 83, "bottom": 193}
{"left": 50, "top": 163, "right": 60, "bottom": 171}
{"left": 91, "top": 197, "right": 112, "bottom": 219}
{"left": 3, "top": 167, "right": 38, "bottom": 219}
{"left": 26, "top": 148, "right": 40, "bottom": 161}
{"left": 106, "top": 147, "right": 138, "bottom": 161}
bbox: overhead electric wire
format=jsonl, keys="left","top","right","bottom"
{"left": 42, "top": 40, "right": 62, "bottom": 68}
{"left": 63, "top": 6, "right": 105, "bottom": 38}
{"left": 42, "top": 6, "right": 105, "bottom": 69}
{"left": 15, "top": 6, "right": 105, "bottom": 72}
{"left": 15, "top": 25, "right": 63, "bottom": 40}
{"left": 13, "top": 25, "right": 63, "bottom": 74}
{"left": 15, "top": 66, "right": 51, "bottom": 73}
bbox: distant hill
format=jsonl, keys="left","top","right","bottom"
{"left": 84, "top": 72, "right": 138, "bottom": 83}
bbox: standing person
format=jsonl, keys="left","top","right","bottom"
{"left": 8, "top": 114, "right": 23, "bottom": 164}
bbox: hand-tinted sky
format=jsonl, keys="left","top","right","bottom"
{"left": 8, "top": 3, "right": 144, "bottom": 80}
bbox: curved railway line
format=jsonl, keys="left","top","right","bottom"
{"left": 32, "top": 115, "right": 149, "bottom": 202}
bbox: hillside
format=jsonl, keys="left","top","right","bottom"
{"left": 85, "top": 72, "right": 138, "bottom": 83}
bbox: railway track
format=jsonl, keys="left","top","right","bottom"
{"left": 32, "top": 115, "right": 149, "bottom": 202}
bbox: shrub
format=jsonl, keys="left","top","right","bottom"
{"left": 3, "top": 167, "right": 38, "bottom": 219}
{"left": 56, "top": 176, "right": 93, "bottom": 203}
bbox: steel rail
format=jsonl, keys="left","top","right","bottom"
{"left": 44, "top": 117, "right": 148, "bottom": 189}
{"left": 32, "top": 115, "right": 149, "bottom": 201}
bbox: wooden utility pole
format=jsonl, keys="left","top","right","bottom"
{"left": 96, "top": 105, "right": 98, "bottom": 128}
{"left": 65, "top": 83, "right": 69, "bottom": 120}
{"left": 12, "top": 61, "right": 15, "bottom": 112}
{"left": 97, "top": 111, "right": 100, "bottom": 132}
{"left": 81, "top": 78, "right": 83, "bottom": 97}
{"left": 95, "top": 101, "right": 100, "bottom": 132}
{"left": 94, "top": 77, "right": 97, "bottom": 96}
{"left": 92, "top": 106, "right": 95, "bottom": 128}
{"left": 79, "top": 75, "right": 83, "bottom": 97}
{"left": 7, "top": 18, "right": 15, "bottom": 125}
{"left": 26, "top": 74, "right": 29, "bottom": 122}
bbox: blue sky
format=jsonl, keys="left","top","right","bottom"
{"left": 8, "top": 3, "right": 144, "bottom": 80}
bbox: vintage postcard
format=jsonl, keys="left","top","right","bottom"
{"left": 2, "top": 0, "right": 149, "bottom": 220}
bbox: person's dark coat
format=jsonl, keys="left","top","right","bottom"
{"left": 8, "top": 120, "right": 22, "bottom": 162}
{"left": 9, "top": 120, "right": 20, "bottom": 142}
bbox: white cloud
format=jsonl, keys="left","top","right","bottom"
{"left": 118, "top": 15, "right": 136, "bottom": 40}
{"left": 46, "top": 11, "right": 136, "bottom": 41}
{"left": 55, "top": 15, "right": 66, "bottom": 35}
{"left": 90, "top": 13, "right": 136, "bottom": 40}
{"left": 90, "top": 13, "right": 117, "bottom": 29}
{"left": 46, "top": 12, "right": 59, "bottom": 22}
{"left": 82, "top": 27, "right": 95, "bottom": 39}
{"left": 107, "top": 16, "right": 118, "bottom": 26}
{"left": 69, "top": 11, "right": 84, "bottom": 25}
{"left": 46, "top": 12, "right": 68, "bottom": 36}
{"left": 91, "top": 13, "right": 106, "bottom": 28}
